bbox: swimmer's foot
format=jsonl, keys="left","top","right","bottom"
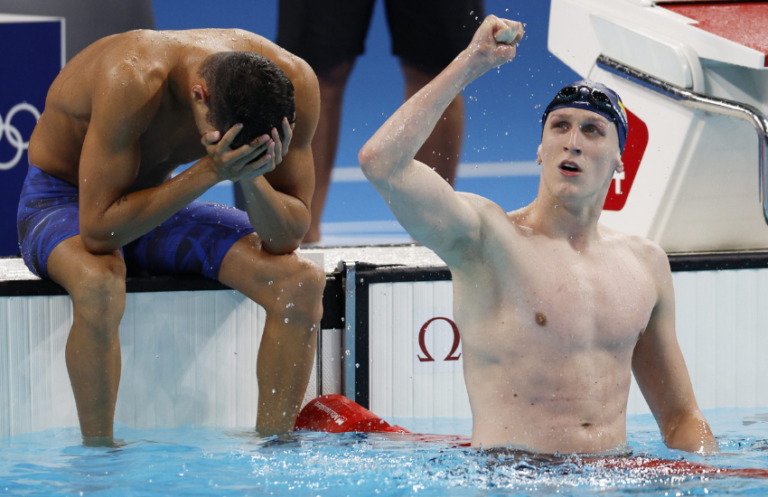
{"left": 82, "top": 436, "right": 128, "bottom": 448}
{"left": 251, "top": 431, "right": 301, "bottom": 448}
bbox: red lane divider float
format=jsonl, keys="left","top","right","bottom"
{"left": 295, "top": 395, "right": 768, "bottom": 479}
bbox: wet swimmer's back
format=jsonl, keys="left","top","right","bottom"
{"left": 357, "top": 15, "right": 718, "bottom": 454}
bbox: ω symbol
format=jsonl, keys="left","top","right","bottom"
{"left": 0, "top": 103, "right": 41, "bottom": 171}
{"left": 417, "top": 317, "right": 462, "bottom": 362}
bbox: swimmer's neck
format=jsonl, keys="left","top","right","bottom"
{"left": 516, "top": 193, "right": 604, "bottom": 249}
{"left": 166, "top": 52, "right": 208, "bottom": 109}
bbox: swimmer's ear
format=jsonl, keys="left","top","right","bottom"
{"left": 616, "top": 155, "right": 624, "bottom": 173}
{"left": 191, "top": 85, "right": 210, "bottom": 105}
{"left": 536, "top": 144, "right": 543, "bottom": 165}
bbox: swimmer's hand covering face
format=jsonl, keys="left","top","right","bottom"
{"left": 202, "top": 116, "right": 294, "bottom": 182}
{"left": 201, "top": 123, "right": 275, "bottom": 183}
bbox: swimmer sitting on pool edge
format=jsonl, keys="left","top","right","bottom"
{"left": 359, "top": 16, "right": 718, "bottom": 454}
{"left": 19, "top": 29, "right": 325, "bottom": 444}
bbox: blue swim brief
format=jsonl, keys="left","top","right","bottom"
{"left": 17, "top": 165, "right": 255, "bottom": 280}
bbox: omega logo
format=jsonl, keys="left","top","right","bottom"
{"left": 417, "top": 317, "right": 462, "bottom": 362}
{"left": 0, "top": 103, "right": 41, "bottom": 171}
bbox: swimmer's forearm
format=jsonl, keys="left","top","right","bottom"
{"left": 359, "top": 55, "right": 484, "bottom": 180}
{"left": 662, "top": 411, "right": 719, "bottom": 453}
{"left": 80, "top": 159, "right": 220, "bottom": 253}
{"left": 239, "top": 176, "right": 309, "bottom": 254}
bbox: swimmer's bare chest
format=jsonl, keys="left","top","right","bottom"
{"left": 451, "top": 220, "right": 657, "bottom": 449}
{"left": 456, "top": 227, "right": 656, "bottom": 358}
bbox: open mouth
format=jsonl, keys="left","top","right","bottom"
{"left": 558, "top": 161, "right": 582, "bottom": 175}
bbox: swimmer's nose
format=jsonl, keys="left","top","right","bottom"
{"left": 565, "top": 128, "right": 582, "bottom": 155}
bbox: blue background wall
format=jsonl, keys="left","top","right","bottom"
{"left": 0, "top": 20, "right": 63, "bottom": 256}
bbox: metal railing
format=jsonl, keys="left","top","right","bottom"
{"left": 597, "top": 54, "right": 768, "bottom": 225}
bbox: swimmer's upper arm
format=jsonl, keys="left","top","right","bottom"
{"left": 78, "top": 65, "right": 162, "bottom": 248}
{"left": 361, "top": 155, "right": 485, "bottom": 265}
{"left": 263, "top": 56, "right": 319, "bottom": 208}
{"left": 631, "top": 241, "right": 717, "bottom": 452}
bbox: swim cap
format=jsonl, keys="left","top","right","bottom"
{"left": 541, "top": 80, "right": 628, "bottom": 154}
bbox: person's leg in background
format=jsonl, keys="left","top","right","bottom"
{"left": 275, "top": 0, "right": 376, "bottom": 244}
{"left": 387, "top": 0, "right": 485, "bottom": 187}
{"left": 305, "top": 60, "right": 355, "bottom": 244}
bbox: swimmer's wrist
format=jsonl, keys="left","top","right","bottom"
{"left": 455, "top": 49, "right": 492, "bottom": 82}
{"left": 194, "top": 155, "right": 226, "bottom": 186}
{"left": 448, "top": 52, "right": 488, "bottom": 90}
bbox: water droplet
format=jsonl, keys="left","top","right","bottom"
{"left": 284, "top": 318, "right": 289, "bottom": 323}
{"left": 268, "top": 281, "right": 273, "bottom": 285}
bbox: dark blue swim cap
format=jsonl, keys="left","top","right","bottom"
{"left": 541, "top": 80, "right": 629, "bottom": 154}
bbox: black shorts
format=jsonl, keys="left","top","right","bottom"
{"left": 277, "top": 0, "right": 484, "bottom": 75}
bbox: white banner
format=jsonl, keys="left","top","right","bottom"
{"left": 412, "top": 293, "right": 463, "bottom": 375}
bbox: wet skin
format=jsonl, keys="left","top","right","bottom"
{"left": 27, "top": 29, "right": 325, "bottom": 441}
{"left": 360, "top": 16, "right": 717, "bottom": 454}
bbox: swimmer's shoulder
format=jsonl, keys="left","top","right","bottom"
{"left": 601, "top": 225, "right": 671, "bottom": 281}
{"left": 456, "top": 192, "right": 506, "bottom": 217}
{"left": 73, "top": 30, "right": 169, "bottom": 87}
{"left": 455, "top": 192, "right": 533, "bottom": 245}
{"left": 455, "top": 192, "right": 511, "bottom": 229}
{"left": 46, "top": 30, "right": 167, "bottom": 119}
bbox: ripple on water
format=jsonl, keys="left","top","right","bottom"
{"left": 0, "top": 408, "right": 768, "bottom": 496}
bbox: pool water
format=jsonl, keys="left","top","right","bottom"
{"left": 2, "top": 408, "right": 768, "bottom": 496}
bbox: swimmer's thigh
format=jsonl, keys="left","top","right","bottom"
{"left": 122, "top": 201, "right": 254, "bottom": 280}
{"left": 385, "top": 0, "right": 484, "bottom": 74}
{"left": 17, "top": 165, "right": 85, "bottom": 280}
{"left": 46, "top": 236, "right": 126, "bottom": 305}
{"left": 124, "top": 200, "right": 322, "bottom": 306}
{"left": 276, "top": 0, "right": 375, "bottom": 74}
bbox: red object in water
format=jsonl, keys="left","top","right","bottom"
{"left": 661, "top": 2, "right": 768, "bottom": 66}
{"left": 295, "top": 394, "right": 411, "bottom": 434}
{"left": 297, "top": 395, "right": 768, "bottom": 478}
{"left": 593, "top": 456, "right": 768, "bottom": 479}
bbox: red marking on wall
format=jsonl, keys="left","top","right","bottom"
{"left": 662, "top": 2, "right": 768, "bottom": 65}
{"left": 604, "top": 108, "right": 649, "bottom": 211}
{"left": 417, "top": 317, "right": 462, "bottom": 362}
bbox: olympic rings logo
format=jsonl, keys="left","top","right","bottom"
{"left": 0, "top": 103, "right": 41, "bottom": 171}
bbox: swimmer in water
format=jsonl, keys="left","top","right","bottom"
{"left": 359, "top": 16, "right": 718, "bottom": 454}
{"left": 18, "top": 29, "right": 325, "bottom": 444}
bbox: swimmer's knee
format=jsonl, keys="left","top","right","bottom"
{"left": 285, "top": 256, "right": 326, "bottom": 304}
{"left": 264, "top": 255, "right": 325, "bottom": 325}
{"left": 68, "top": 256, "right": 127, "bottom": 319}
